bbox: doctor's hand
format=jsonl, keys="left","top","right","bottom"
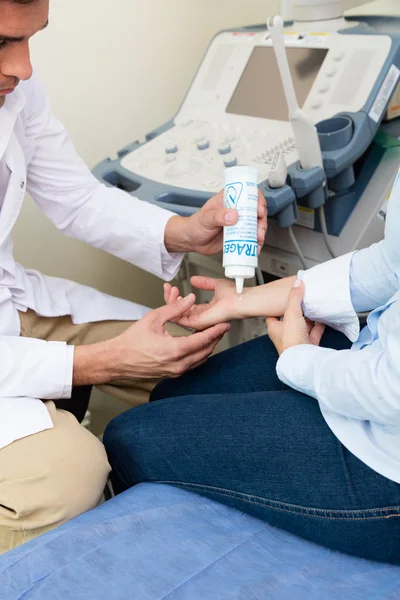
{"left": 266, "top": 280, "right": 325, "bottom": 356}
{"left": 75, "top": 295, "right": 230, "bottom": 384}
{"left": 164, "top": 189, "right": 267, "bottom": 256}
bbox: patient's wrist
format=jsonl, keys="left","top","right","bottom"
{"left": 234, "top": 276, "right": 296, "bottom": 320}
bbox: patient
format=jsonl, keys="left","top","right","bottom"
{"left": 104, "top": 173, "right": 400, "bottom": 566}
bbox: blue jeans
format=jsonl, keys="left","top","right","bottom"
{"left": 104, "top": 329, "right": 400, "bottom": 565}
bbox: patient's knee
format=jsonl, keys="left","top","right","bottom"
{"left": 104, "top": 406, "right": 154, "bottom": 488}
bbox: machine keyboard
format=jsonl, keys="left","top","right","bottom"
{"left": 120, "top": 121, "right": 299, "bottom": 192}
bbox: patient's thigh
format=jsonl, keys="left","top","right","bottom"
{"left": 151, "top": 334, "right": 285, "bottom": 401}
{"left": 151, "top": 327, "right": 351, "bottom": 402}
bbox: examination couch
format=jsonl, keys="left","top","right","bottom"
{"left": 1, "top": 481, "right": 400, "bottom": 599}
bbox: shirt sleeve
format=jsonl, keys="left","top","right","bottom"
{"left": 276, "top": 304, "right": 400, "bottom": 426}
{"left": 23, "top": 73, "right": 183, "bottom": 282}
{"left": 0, "top": 336, "right": 74, "bottom": 399}
{"left": 348, "top": 240, "right": 399, "bottom": 313}
{"left": 298, "top": 166, "right": 400, "bottom": 340}
{"left": 298, "top": 252, "right": 360, "bottom": 342}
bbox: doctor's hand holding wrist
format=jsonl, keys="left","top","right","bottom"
{"left": 266, "top": 280, "right": 326, "bottom": 356}
{"left": 164, "top": 189, "right": 267, "bottom": 255}
{"left": 73, "top": 295, "right": 230, "bottom": 386}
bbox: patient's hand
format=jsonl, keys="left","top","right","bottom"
{"left": 164, "top": 277, "right": 238, "bottom": 330}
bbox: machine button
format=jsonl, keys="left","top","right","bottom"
{"left": 333, "top": 52, "right": 345, "bottom": 62}
{"left": 166, "top": 159, "right": 202, "bottom": 178}
{"left": 166, "top": 145, "right": 178, "bottom": 154}
{"left": 197, "top": 140, "right": 210, "bottom": 150}
{"left": 311, "top": 100, "right": 322, "bottom": 110}
{"left": 224, "top": 156, "right": 237, "bottom": 168}
{"left": 203, "top": 180, "right": 220, "bottom": 189}
{"left": 318, "top": 83, "right": 330, "bottom": 94}
{"left": 219, "top": 144, "right": 232, "bottom": 155}
{"left": 326, "top": 67, "right": 337, "bottom": 78}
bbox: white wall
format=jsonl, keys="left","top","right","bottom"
{"left": 13, "top": 0, "right": 279, "bottom": 309}
{"left": 346, "top": 0, "right": 400, "bottom": 16}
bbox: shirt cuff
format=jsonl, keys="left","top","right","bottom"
{"left": 276, "top": 344, "right": 338, "bottom": 398}
{"left": 63, "top": 345, "right": 74, "bottom": 399}
{"left": 160, "top": 214, "right": 185, "bottom": 281}
{"left": 2, "top": 339, "right": 75, "bottom": 400}
{"left": 298, "top": 252, "right": 360, "bottom": 342}
{"left": 31, "top": 341, "right": 74, "bottom": 400}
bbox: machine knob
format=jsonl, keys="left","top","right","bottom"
{"left": 197, "top": 140, "right": 210, "bottom": 150}
{"left": 166, "top": 159, "right": 202, "bottom": 177}
{"left": 165, "top": 145, "right": 178, "bottom": 154}
{"left": 224, "top": 156, "right": 237, "bottom": 168}
{"left": 219, "top": 144, "right": 232, "bottom": 155}
{"left": 204, "top": 179, "right": 221, "bottom": 189}
{"left": 326, "top": 67, "right": 337, "bottom": 78}
{"left": 318, "top": 83, "right": 330, "bottom": 94}
{"left": 333, "top": 52, "right": 345, "bottom": 62}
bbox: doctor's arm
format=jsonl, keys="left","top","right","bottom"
{"left": 24, "top": 75, "right": 266, "bottom": 270}
{"left": 73, "top": 295, "right": 229, "bottom": 385}
{"left": 23, "top": 73, "right": 182, "bottom": 281}
{"left": 0, "top": 299, "right": 228, "bottom": 401}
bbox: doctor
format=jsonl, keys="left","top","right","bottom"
{"left": 0, "top": 0, "right": 267, "bottom": 553}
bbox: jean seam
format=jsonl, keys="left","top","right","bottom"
{"left": 155, "top": 481, "right": 400, "bottom": 521}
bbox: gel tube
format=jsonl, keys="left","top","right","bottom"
{"left": 223, "top": 166, "right": 259, "bottom": 294}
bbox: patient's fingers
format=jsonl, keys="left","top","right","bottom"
{"left": 190, "top": 276, "right": 218, "bottom": 292}
{"left": 164, "top": 283, "right": 181, "bottom": 305}
{"left": 170, "top": 287, "right": 180, "bottom": 303}
{"left": 163, "top": 283, "right": 171, "bottom": 304}
{"left": 310, "top": 322, "right": 326, "bottom": 346}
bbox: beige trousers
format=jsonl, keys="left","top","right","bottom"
{"left": 0, "top": 310, "right": 187, "bottom": 554}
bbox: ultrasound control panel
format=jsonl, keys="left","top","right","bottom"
{"left": 119, "top": 28, "right": 392, "bottom": 193}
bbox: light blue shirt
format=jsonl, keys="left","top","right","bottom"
{"left": 277, "top": 169, "right": 400, "bottom": 484}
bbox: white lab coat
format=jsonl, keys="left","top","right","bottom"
{"left": 0, "top": 73, "right": 182, "bottom": 449}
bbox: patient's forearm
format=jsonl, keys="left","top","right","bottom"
{"left": 235, "top": 276, "right": 296, "bottom": 319}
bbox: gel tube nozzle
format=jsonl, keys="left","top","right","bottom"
{"left": 236, "top": 277, "right": 244, "bottom": 295}
{"left": 223, "top": 166, "right": 259, "bottom": 295}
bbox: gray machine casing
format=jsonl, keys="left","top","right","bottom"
{"left": 93, "top": 16, "right": 400, "bottom": 344}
